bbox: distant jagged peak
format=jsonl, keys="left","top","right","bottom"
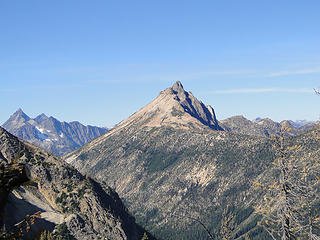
{"left": 2, "top": 110, "right": 108, "bottom": 156}
{"left": 34, "top": 113, "right": 49, "bottom": 124}
{"left": 2, "top": 108, "right": 31, "bottom": 130}
{"left": 35, "top": 113, "right": 48, "bottom": 120}
{"left": 11, "top": 108, "right": 30, "bottom": 121}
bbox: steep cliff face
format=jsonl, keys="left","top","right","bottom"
{"left": 0, "top": 127, "right": 153, "bottom": 240}
{"left": 2, "top": 109, "right": 108, "bottom": 156}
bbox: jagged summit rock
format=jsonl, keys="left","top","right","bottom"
{"left": 171, "top": 80, "right": 184, "bottom": 93}
{"left": 14, "top": 108, "right": 30, "bottom": 120}
{"left": 34, "top": 113, "right": 49, "bottom": 124}
{"left": 170, "top": 81, "right": 220, "bottom": 130}
{"left": 3, "top": 108, "right": 30, "bottom": 129}
{"left": 114, "top": 81, "right": 221, "bottom": 131}
{"left": 2, "top": 110, "right": 108, "bottom": 156}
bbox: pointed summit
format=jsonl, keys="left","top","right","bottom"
{"left": 11, "top": 108, "right": 31, "bottom": 123}
{"left": 114, "top": 81, "right": 221, "bottom": 130}
{"left": 171, "top": 81, "right": 184, "bottom": 93}
{"left": 34, "top": 113, "right": 49, "bottom": 124}
{"left": 37, "top": 113, "right": 48, "bottom": 119}
{"left": 13, "top": 108, "right": 30, "bottom": 121}
{"left": 3, "top": 108, "right": 30, "bottom": 129}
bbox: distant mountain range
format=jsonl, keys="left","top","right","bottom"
{"left": 253, "top": 117, "right": 314, "bottom": 128}
{"left": 64, "top": 81, "right": 320, "bottom": 239}
{"left": 221, "top": 115, "right": 317, "bottom": 137}
{"left": 2, "top": 109, "right": 108, "bottom": 156}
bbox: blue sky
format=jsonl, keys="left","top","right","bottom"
{"left": 1, "top": 1, "right": 319, "bottom": 127}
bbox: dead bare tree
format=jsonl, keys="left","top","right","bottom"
{"left": 254, "top": 124, "right": 320, "bottom": 240}
{"left": 254, "top": 128, "right": 304, "bottom": 240}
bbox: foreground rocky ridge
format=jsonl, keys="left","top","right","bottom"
{"left": 2, "top": 109, "right": 108, "bottom": 156}
{"left": 0, "top": 127, "right": 152, "bottom": 240}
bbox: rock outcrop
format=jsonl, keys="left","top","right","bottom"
{"left": 0, "top": 127, "right": 153, "bottom": 240}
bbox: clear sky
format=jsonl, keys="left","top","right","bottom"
{"left": 1, "top": 0, "right": 320, "bottom": 127}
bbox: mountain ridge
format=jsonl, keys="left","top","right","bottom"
{"left": 221, "top": 115, "right": 317, "bottom": 137}
{"left": 2, "top": 109, "right": 108, "bottom": 156}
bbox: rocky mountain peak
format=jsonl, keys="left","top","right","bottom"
{"left": 3, "top": 109, "right": 30, "bottom": 130}
{"left": 34, "top": 113, "right": 49, "bottom": 124}
{"left": 2, "top": 111, "right": 108, "bottom": 156}
{"left": 169, "top": 82, "right": 221, "bottom": 130}
{"left": 115, "top": 81, "right": 221, "bottom": 130}
{"left": 171, "top": 81, "right": 184, "bottom": 93}
{"left": 12, "top": 108, "right": 30, "bottom": 121}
